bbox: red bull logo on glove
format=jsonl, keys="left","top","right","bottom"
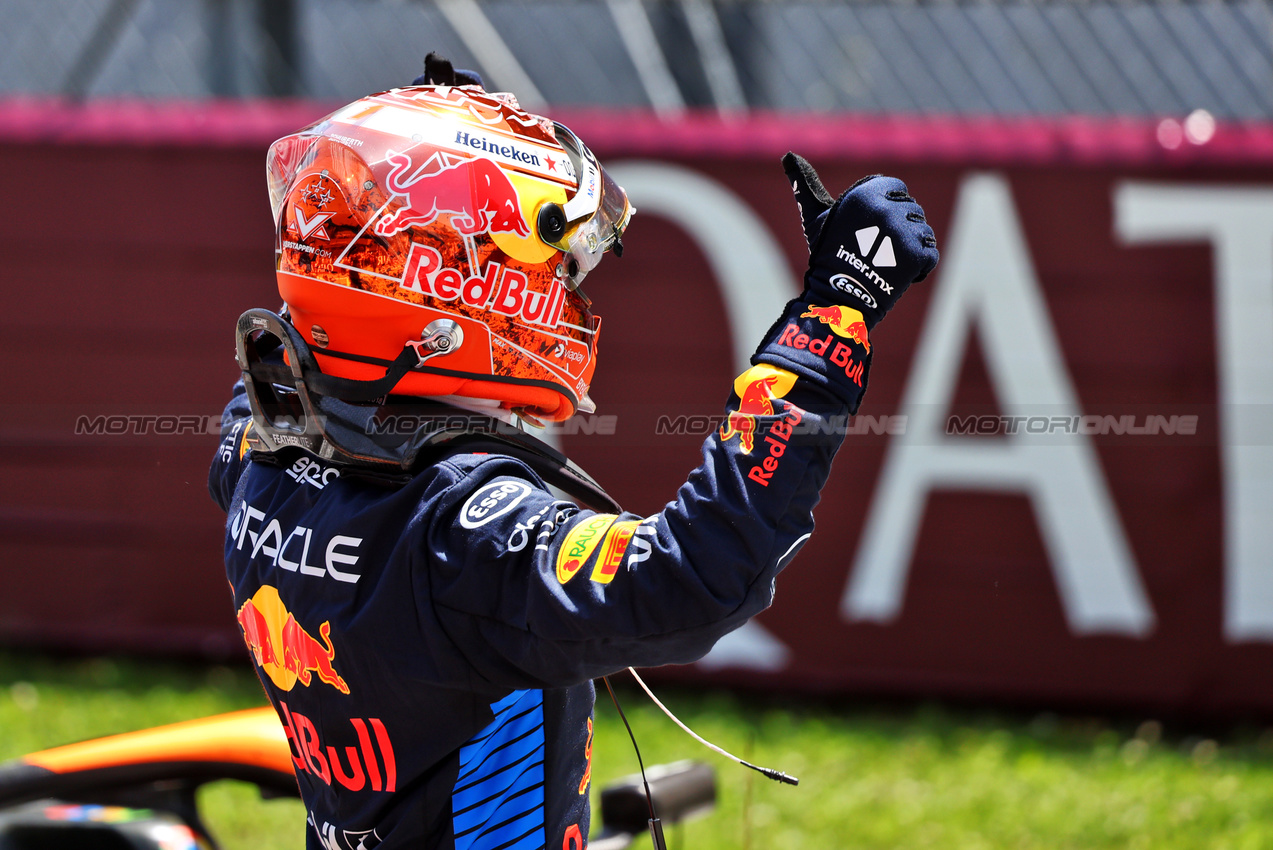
{"left": 774, "top": 304, "right": 869, "bottom": 386}
{"left": 237, "top": 586, "right": 350, "bottom": 695}
{"left": 719, "top": 365, "right": 799, "bottom": 455}
{"left": 375, "top": 152, "right": 531, "bottom": 239}
{"left": 800, "top": 304, "right": 871, "bottom": 353}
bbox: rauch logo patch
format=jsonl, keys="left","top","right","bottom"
{"left": 556, "top": 514, "right": 618, "bottom": 584}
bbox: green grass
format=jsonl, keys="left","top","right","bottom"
{"left": 3, "top": 652, "right": 1273, "bottom": 849}
{"left": 596, "top": 690, "right": 1273, "bottom": 850}
{"left": 0, "top": 652, "right": 305, "bottom": 850}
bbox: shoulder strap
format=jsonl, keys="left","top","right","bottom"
{"left": 440, "top": 433, "right": 622, "bottom": 514}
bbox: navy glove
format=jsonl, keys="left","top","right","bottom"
{"left": 784, "top": 153, "right": 937, "bottom": 330}
{"left": 750, "top": 155, "right": 938, "bottom": 411}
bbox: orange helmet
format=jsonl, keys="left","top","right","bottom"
{"left": 265, "top": 84, "right": 633, "bottom": 422}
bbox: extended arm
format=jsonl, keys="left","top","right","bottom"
{"left": 423, "top": 156, "right": 939, "bottom": 690}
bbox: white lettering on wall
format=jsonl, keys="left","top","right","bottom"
{"left": 1116, "top": 182, "right": 1273, "bottom": 642}
{"left": 844, "top": 173, "right": 1154, "bottom": 636}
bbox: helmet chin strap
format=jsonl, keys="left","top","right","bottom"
{"left": 238, "top": 309, "right": 424, "bottom": 406}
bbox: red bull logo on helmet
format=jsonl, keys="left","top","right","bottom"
{"left": 400, "top": 243, "right": 568, "bottom": 329}
{"left": 375, "top": 151, "right": 531, "bottom": 239}
{"left": 237, "top": 586, "right": 350, "bottom": 695}
{"left": 719, "top": 365, "right": 799, "bottom": 455}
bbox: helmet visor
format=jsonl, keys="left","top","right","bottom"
{"left": 552, "top": 122, "right": 634, "bottom": 289}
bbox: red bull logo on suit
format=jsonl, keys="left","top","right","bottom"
{"left": 236, "top": 585, "right": 350, "bottom": 695}
{"left": 281, "top": 700, "right": 396, "bottom": 793}
{"left": 720, "top": 375, "right": 779, "bottom": 455}
{"left": 719, "top": 365, "right": 799, "bottom": 456}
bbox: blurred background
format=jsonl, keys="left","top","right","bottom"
{"left": 4, "top": 0, "right": 1271, "bottom": 117}
{"left": 4, "top": 1, "right": 1273, "bottom": 847}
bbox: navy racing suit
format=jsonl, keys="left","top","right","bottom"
{"left": 209, "top": 295, "right": 872, "bottom": 850}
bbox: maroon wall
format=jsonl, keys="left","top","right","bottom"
{"left": 3, "top": 100, "right": 1272, "bottom": 715}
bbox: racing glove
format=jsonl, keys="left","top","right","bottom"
{"left": 753, "top": 153, "right": 939, "bottom": 411}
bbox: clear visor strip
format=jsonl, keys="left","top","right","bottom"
{"left": 560, "top": 145, "right": 602, "bottom": 224}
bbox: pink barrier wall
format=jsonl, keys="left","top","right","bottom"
{"left": 4, "top": 99, "right": 1272, "bottom": 715}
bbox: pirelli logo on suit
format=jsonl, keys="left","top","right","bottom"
{"left": 591, "top": 521, "right": 640, "bottom": 584}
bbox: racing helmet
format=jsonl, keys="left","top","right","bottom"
{"left": 265, "top": 84, "right": 633, "bottom": 422}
